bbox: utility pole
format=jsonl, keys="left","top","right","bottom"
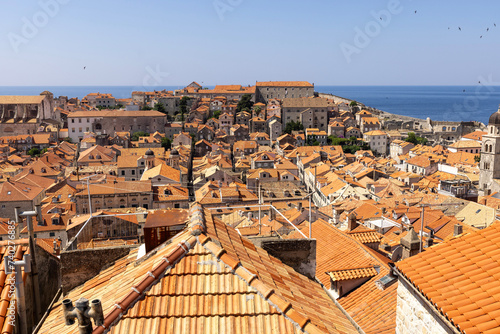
{"left": 419, "top": 205, "right": 425, "bottom": 253}
{"left": 258, "top": 181, "right": 261, "bottom": 235}
{"left": 309, "top": 193, "right": 312, "bottom": 238}
{"left": 81, "top": 174, "right": 98, "bottom": 216}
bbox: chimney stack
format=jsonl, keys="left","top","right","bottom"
{"left": 347, "top": 212, "right": 358, "bottom": 231}
{"left": 426, "top": 237, "right": 434, "bottom": 248}
{"left": 258, "top": 238, "right": 316, "bottom": 280}
{"left": 453, "top": 224, "right": 463, "bottom": 237}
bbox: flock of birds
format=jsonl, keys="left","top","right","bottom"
{"left": 453, "top": 23, "right": 496, "bottom": 39}
{"left": 379, "top": 10, "right": 496, "bottom": 40}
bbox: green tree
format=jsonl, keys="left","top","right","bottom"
{"left": 154, "top": 103, "right": 166, "bottom": 114}
{"left": 142, "top": 105, "right": 153, "bottom": 110}
{"left": 417, "top": 136, "right": 428, "bottom": 145}
{"left": 28, "top": 148, "right": 40, "bottom": 156}
{"left": 212, "top": 110, "right": 221, "bottom": 119}
{"left": 236, "top": 94, "right": 254, "bottom": 112}
{"left": 131, "top": 131, "right": 149, "bottom": 141}
{"left": 405, "top": 132, "right": 428, "bottom": 145}
{"left": 349, "top": 101, "right": 358, "bottom": 107}
{"left": 62, "top": 137, "right": 72, "bottom": 143}
{"left": 161, "top": 137, "right": 172, "bottom": 150}
{"left": 284, "top": 121, "right": 304, "bottom": 134}
{"left": 405, "top": 132, "right": 418, "bottom": 145}
{"left": 474, "top": 154, "right": 481, "bottom": 163}
{"left": 179, "top": 96, "right": 190, "bottom": 122}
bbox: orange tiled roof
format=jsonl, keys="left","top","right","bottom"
{"left": 461, "top": 130, "right": 487, "bottom": 141}
{"left": 39, "top": 205, "right": 357, "bottom": 334}
{"left": 256, "top": 81, "right": 313, "bottom": 87}
{"left": 285, "top": 218, "right": 397, "bottom": 334}
{"left": 328, "top": 267, "right": 378, "bottom": 282}
{"left": 0, "top": 95, "right": 45, "bottom": 104}
{"left": 347, "top": 229, "right": 383, "bottom": 244}
{"left": 396, "top": 221, "right": 500, "bottom": 333}
{"left": 361, "top": 117, "right": 380, "bottom": 125}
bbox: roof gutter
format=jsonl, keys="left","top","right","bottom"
{"left": 390, "top": 263, "right": 461, "bottom": 334}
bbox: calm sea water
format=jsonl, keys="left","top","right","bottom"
{"left": 317, "top": 85, "right": 500, "bottom": 125}
{"left": 1, "top": 85, "right": 498, "bottom": 125}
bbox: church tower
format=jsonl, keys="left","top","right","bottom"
{"left": 479, "top": 106, "right": 500, "bottom": 196}
{"left": 144, "top": 149, "right": 155, "bottom": 170}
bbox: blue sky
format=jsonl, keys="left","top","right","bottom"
{"left": 1, "top": 0, "right": 500, "bottom": 86}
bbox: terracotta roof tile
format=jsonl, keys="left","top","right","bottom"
{"left": 396, "top": 221, "right": 500, "bottom": 333}
{"left": 38, "top": 205, "right": 357, "bottom": 334}
{"left": 328, "top": 267, "right": 378, "bottom": 281}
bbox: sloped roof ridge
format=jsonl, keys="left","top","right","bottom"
{"left": 94, "top": 204, "right": 327, "bottom": 334}
{"left": 198, "top": 220, "right": 323, "bottom": 333}
{"left": 320, "top": 220, "right": 391, "bottom": 270}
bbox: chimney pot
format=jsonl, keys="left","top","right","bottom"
{"left": 453, "top": 224, "right": 463, "bottom": 237}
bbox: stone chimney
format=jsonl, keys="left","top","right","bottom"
{"left": 453, "top": 224, "right": 463, "bottom": 237}
{"left": 255, "top": 238, "right": 316, "bottom": 280}
{"left": 425, "top": 237, "right": 434, "bottom": 248}
{"left": 347, "top": 212, "right": 358, "bottom": 231}
{"left": 400, "top": 226, "right": 420, "bottom": 259}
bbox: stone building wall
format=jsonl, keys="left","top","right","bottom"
{"left": 75, "top": 191, "right": 153, "bottom": 214}
{"left": 60, "top": 246, "right": 135, "bottom": 294}
{"left": 0, "top": 191, "right": 45, "bottom": 220}
{"left": 0, "top": 122, "right": 39, "bottom": 136}
{"left": 99, "top": 115, "right": 166, "bottom": 137}
{"left": 396, "top": 280, "right": 453, "bottom": 334}
{"left": 256, "top": 86, "right": 314, "bottom": 103}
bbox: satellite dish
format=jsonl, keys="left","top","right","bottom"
{"left": 391, "top": 246, "right": 403, "bottom": 262}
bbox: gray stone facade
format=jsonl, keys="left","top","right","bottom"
{"left": 396, "top": 279, "right": 453, "bottom": 334}
{"left": 68, "top": 110, "right": 167, "bottom": 142}
{"left": 479, "top": 118, "right": 500, "bottom": 196}
{"left": 256, "top": 82, "right": 314, "bottom": 103}
{"left": 0, "top": 92, "right": 60, "bottom": 136}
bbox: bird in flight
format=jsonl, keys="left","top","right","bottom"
{"left": 84, "top": 66, "right": 86, "bottom": 70}
{"left": 487, "top": 28, "right": 489, "bottom": 32}
{"left": 414, "top": 10, "right": 417, "bottom": 14}
{"left": 458, "top": 27, "right": 461, "bottom": 31}
{"left": 495, "top": 23, "right": 497, "bottom": 27}
{"left": 479, "top": 81, "right": 481, "bottom": 84}
{"left": 480, "top": 35, "right": 483, "bottom": 38}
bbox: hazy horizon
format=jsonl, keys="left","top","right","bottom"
{"left": 2, "top": 1, "right": 500, "bottom": 86}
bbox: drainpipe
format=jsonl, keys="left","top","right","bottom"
{"left": 14, "top": 207, "right": 21, "bottom": 239}
{"left": 63, "top": 298, "right": 104, "bottom": 334}
{"left": 19, "top": 210, "right": 42, "bottom": 321}
{"left": 5, "top": 254, "right": 31, "bottom": 334}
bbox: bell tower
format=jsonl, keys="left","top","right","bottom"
{"left": 479, "top": 105, "right": 500, "bottom": 196}
{"left": 144, "top": 149, "right": 155, "bottom": 170}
